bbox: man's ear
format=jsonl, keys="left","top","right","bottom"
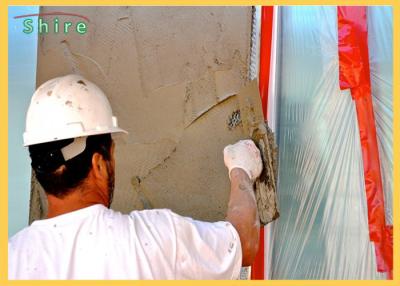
{"left": 91, "top": 152, "right": 108, "bottom": 180}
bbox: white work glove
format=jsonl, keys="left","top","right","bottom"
{"left": 223, "top": 139, "right": 263, "bottom": 181}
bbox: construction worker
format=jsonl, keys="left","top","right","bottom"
{"left": 8, "top": 74, "right": 262, "bottom": 280}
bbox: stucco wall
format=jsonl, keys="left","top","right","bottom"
{"left": 31, "top": 6, "right": 253, "bottom": 222}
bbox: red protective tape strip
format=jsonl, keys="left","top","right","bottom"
{"left": 337, "top": 6, "right": 392, "bottom": 275}
{"left": 251, "top": 6, "right": 274, "bottom": 280}
{"left": 258, "top": 6, "right": 274, "bottom": 120}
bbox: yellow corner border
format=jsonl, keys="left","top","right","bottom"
{"left": 393, "top": 1, "right": 399, "bottom": 283}
{"left": 2, "top": 1, "right": 399, "bottom": 285}
{"left": 1, "top": 0, "right": 7, "bottom": 284}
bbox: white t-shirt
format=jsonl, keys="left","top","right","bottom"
{"left": 8, "top": 204, "right": 242, "bottom": 280}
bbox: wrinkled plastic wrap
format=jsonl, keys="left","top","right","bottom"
{"left": 268, "top": 6, "right": 392, "bottom": 279}
{"left": 368, "top": 7, "right": 393, "bottom": 227}
{"left": 368, "top": 7, "right": 394, "bottom": 276}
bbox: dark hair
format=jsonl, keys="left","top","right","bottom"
{"left": 29, "top": 134, "right": 112, "bottom": 198}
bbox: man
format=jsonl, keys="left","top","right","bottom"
{"left": 8, "top": 74, "right": 262, "bottom": 279}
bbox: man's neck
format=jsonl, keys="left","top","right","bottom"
{"left": 46, "top": 187, "right": 109, "bottom": 218}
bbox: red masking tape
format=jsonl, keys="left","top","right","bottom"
{"left": 251, "top": 5, "right": 274, "bottom": 280}
{"left": 337, "top": 6, "right": 392, "bottom": 275}
{"left": 258, "top": 6, "right": 274, "bottom": 120}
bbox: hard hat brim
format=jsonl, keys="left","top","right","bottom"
{"left": 23, "top": 127, "right": 128, "bottom": 147}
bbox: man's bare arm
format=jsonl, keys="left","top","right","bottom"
{"left": 223, "top": 140, "right": 262, "bottom": 266}
{"left": 226, "top": 168, "right": 260, "bottom": 266}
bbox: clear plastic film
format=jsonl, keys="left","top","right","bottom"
{"left": 268, "top": 6, "right": 391, "bottom": 279}
{"left": 368, "top": 7, "right": 393, "bottom": 226}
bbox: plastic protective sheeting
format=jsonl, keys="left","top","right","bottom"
{"left": 368, "top": 7, "right": 393, "bottom": 227}
{"left": 269, "top": 6, "right": 391, "bottom": 279}
{"left": 368, "top": 6, "right": 394, "bottom": 277}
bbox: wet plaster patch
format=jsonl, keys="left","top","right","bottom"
{"left": 139, "top": 96, "right": 246, "bottom": 221}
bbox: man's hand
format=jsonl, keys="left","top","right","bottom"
{"left": 223, "top": 139, "right": 263, "bottom": 182}
{"left": 223, "top": 139, "right": 262, "bottom": 266}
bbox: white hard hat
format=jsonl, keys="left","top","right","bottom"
{"left": 23, "top": 74, "right": 127, "bottom": 147}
